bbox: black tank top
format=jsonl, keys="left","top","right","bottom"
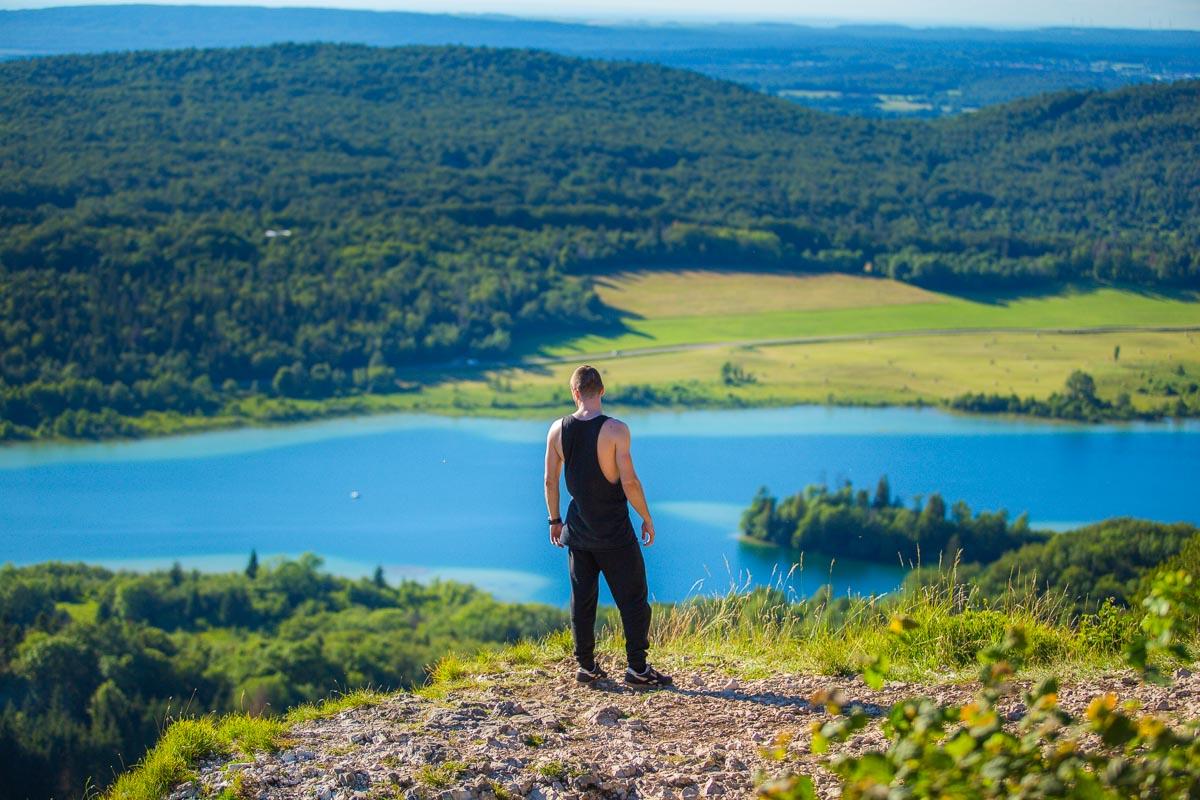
{"left": 561, "top": 414, "right": 636, "bottom": 551}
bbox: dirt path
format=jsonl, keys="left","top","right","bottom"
{"left": 172, "top": 663, "right": 1200, "bottom": 800}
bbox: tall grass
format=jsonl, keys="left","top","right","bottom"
{"left": 105, "top": 714, "right": 286, "bottom": 800}
{"left": 586, "top": 568, "right": 1129, "bottom": 681}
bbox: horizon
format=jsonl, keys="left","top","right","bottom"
{"left": 2, "top": 0, "right": 1199, "bottom": 31}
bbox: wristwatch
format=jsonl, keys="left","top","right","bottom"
{"left": 548, "top": 517, "right": 562, "bottom": 526}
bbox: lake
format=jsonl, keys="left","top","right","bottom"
{"left": 1, "top": 406, "right": 1197, "bottom": 605}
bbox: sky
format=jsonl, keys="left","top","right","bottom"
{"left": 2, "top": 0, "right": 1199, "bottom": 29}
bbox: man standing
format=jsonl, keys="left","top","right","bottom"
{"left": 543, "top": 365, "right": 672, "bottom": 687}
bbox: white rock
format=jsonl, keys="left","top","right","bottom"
{"left": 586, "top": 704, "right": 625, "bottom": 727}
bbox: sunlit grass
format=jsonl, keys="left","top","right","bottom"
{"left": 409, "top": 329, "right": 1200, "bottom": 416}
{"left": 283, "top": 688, "right": 388, "bottom": 724}
{"left": 592, "top": 271, "right": 944, "bottom": 318}
{"left": 106, "top": 689, "right": 384, "bottom": 800}
{"left": 529, "top": 279, "right": 1200, "bottom": 357}
{"left": 105, "top": 714, "right": 286, "bottom": 800}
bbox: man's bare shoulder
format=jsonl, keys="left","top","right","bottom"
{"left": 600, "top": 417, "right": 630, "bottom": 439}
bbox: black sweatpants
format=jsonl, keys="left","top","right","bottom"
{"left": 568, "top": 541, "right": 652, "bottom": 673}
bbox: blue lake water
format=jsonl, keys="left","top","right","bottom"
{"left": 1, "top": 406, "right": 1197, "bottom": 605}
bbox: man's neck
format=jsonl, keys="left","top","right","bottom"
{"left": 574, "top": 399, "right": 603, "bottom": 419}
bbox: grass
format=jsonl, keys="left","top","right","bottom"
{"left": 283, "top": 687, "right": 388, "bottom": 724}
{"left": 414, "top": 573, "right": 1195, "bottom": 689}
{"left": 105, "top": 690, "right": 386, "bottom": 800}
{"left": 414, "top": 760, "right": 467, "bottom": 789}
{"left": 409, "top": 329, "right": 1200, "bottom": 416}
{"left": 105, "top": 714, "right": 286, "bottom": 800}
{"left": 591, "top": 271, "right": 944, "bottom": 318}
{"left": 522, "top": 277, "right": 1200, "bottom": 357}
{"left": 535, "top": 760, "right": 573, "bottom": 781}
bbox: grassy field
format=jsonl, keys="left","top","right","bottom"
{"left": 520, "top": 273, "right": 1200, "bottom": 358}
{"left": 395, "top": 272, "right": 1197, "bottom": 417}
{"left": 441, "top": 329, "right": 1198, "bottom": 412}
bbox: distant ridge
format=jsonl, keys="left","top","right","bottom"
{"left": 5, "top": 4, "right": 1200, "bottom": 56}
{"left": 3, "top": 5, "right": 1200, "bottom": 118}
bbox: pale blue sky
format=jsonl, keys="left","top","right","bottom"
{"left": 3, "top": 0, "right": 1199, "bottom": 29}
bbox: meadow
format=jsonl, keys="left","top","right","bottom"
{"left": 425, "top": 272, "right": 1200, "bottom": 416}
{"left": 523, "top": 272, "right": 1200, "bottom": 357}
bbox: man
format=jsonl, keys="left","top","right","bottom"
{"left": 543, "top": 365, "right": 672, "bottom": 687}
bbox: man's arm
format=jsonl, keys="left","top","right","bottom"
{"left": 544, "top": 419, "right": 565, "bottom": 547}
{"left": 612, "top": 421, "right": 655, "bottom": 546}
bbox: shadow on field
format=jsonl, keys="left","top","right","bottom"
{"left": 944, "top": 280, "right": 1200, "bottom": 307}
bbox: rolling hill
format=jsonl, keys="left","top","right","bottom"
{"left": 4, "top": 5, "right": 1200, "bottom": 117}
{"left": 0, "top": 43, "right": 1198, "bottom": 438}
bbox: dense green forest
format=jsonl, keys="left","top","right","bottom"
{"left": 740, "top": 476, "right": 1048, "bottom": 565}
{"left": 0, "top": 556, "right": 566, "bottom": 800}
{"left": 937, "top": 518, "right": 1200, "bottom": 614}
{"left": 1, "top": 44, "right": 1198, "bottom": 439}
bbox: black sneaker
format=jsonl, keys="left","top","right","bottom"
{"left": 576, "top": 662, "right": 607, "bottom": 683}
{"left": 625, "top": 664, "right": 673, "bottom": 688}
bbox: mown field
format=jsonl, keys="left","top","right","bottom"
{"left": 519, "top": 272, "right": 1200, "bottom": 357}
{"left": 403, "top": 272, "right": 1199, "bottom": 415}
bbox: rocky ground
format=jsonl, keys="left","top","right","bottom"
{"left": 172, "top": 663, "right": 1200, "bottom": 800}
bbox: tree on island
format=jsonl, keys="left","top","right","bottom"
{"left": 246, "top": 549, "right": 259, "bottom": 579}
{"left": 873, "top": 475, "right": 892, "bottom": 509}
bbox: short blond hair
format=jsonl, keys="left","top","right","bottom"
{"left": 570, "top": 365, "right": 604, "bottom": 398}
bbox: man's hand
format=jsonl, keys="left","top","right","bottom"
{"left": 640, "top": 518, "right": 655, "bottom": 546}
{"left": 550, "top": 522, "right": 565, "bottom": 548}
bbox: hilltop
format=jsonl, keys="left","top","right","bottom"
{"left": 103, "top": 567, "right": 1200, "bottom": 799}
{"left": 160, "top": 662, "right": 1200, "bottom": 800}
{"left": 2, "top": 43, "right": 1199, "bottom": 441}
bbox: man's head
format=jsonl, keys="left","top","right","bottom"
{"left": 570, "top": 365, "right": 604, "bottom": 403}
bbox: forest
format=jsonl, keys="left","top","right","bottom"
{"left": 1, "top": 44, "right": 1198, "bottom": 439}
{"left": 0, "top": 556, "right": 567, "bottom": 799}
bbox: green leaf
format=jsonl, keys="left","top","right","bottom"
{"left": 944, "top": 731, "right": 976, "bottom": 761}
